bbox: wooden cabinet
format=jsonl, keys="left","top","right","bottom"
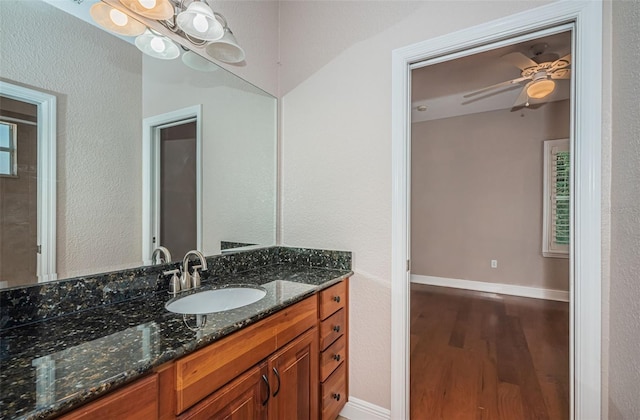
{"left": 175, "top": 296, "right": 317, "bottom": 414}
{"left": 317, "top": 280, "right": 349, "bottom": 420}
{"left": 59, "top": 374, "right": 158, "bottom": 420}
{"left": 180, "top": 325, "right": 318, "bottom": 420}
{"left": 267, "top": 328, "right": 318, "bottom": 420}
{"left": 61, "top": 278, "right": 350, "bottom": 420}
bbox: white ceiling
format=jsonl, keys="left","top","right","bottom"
{"left": 411, "top": 31, "right": 572, "bottom": 123}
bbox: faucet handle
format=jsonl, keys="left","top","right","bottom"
{"left": 163, "top": 269, "right": 181, "bottom": 295}
{"left": 192, "top": 265, "right": 202, "bottom": 289}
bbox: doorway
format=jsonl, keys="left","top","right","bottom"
{"left": 142, "top": 105, "right": 202, "bottom": 264}
{"left": 0, "top": 81, "right": 57, "bottom": 287}
{"left": 391, "top": 2, "right": 603, "bottom": 419}
{"left": 409, "top": 28, "right": 572, "bottom": 418}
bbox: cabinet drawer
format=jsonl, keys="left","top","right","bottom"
{"left": 319, "top": 308, "right": 345, "bottom": 351}
{"left": 320, "top": 335, "right": 346, "bottom": 382}
{"left": 60, "top": 374, "right": 158, "bottom": 420}
{"left": 319, "top": 281, "right": 346, "bottom": 320}
{"left": 176, "top": 296, "right": 317, "bottom": 414}
{"left": 321, "top": 363, "right": 347, "bottom": 420}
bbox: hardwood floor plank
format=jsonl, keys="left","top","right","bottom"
{"left": 410, "top": 284, "right": 569, "bottom": 420}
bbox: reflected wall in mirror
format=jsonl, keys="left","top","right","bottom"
{"left": 0, "top": 0, "right": 277, "bottom": 289}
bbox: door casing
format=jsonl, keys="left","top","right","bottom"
{"left": 391, "top": 2, "right": 603, "bottom": 418}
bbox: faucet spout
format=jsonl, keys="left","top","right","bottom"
{"left": 180, "top": 250, "right": 208, "bottom": 291}
{"left": 152, "top": 246, "right": 172, "bottom": 264}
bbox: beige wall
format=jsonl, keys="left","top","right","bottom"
{"left": 278, "top": 0, "right": 554, "bottom": 409}
{"left": 411, "top": 101, "right": 570, "bottom": 291}
{"left": 608, "top": 0, "right": 640, "bottom": 418}
{"left": 0, "top": 1, "right": 143, "bottom": 279}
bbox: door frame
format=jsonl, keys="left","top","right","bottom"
{"left": 391, "top": 2, "right": 602, "bottom": 419}
{"left": 142, "top": 105, "right": 203, "bottom": 264}
{"left": 0, "top": 81, "right": 57, "bottom": 282}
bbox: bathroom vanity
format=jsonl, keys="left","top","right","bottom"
{"left": 0, "top": 247, "right": 351, "bottom": 420}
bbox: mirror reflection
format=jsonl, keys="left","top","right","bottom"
{"left": 0, "top": 0, "right": 277, "bottom": 289}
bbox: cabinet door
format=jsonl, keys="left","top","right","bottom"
{"left": 268, "top": 328, "right": 319, "bottom": 420}
{"left": 179, "top": 364, "right": 268, "bottom": 420}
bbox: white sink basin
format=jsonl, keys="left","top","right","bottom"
{"left": 166, "top": 287, "right": 267, "bottom": 315}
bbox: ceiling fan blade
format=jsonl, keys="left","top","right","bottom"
{"left": 501, "top": 51, "right": 538, "bottom": 70}
{"left": 550, "top": 68, "right": 571, "bottom": 79}
{"left": 512, "top": 83, "right": 531, "bottom": 107}
{"left": 463, "top": 76, "right": 530, "bottom": 98}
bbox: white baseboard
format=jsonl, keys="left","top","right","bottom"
{"left": 340, "top": 397, "right": 390, "bottom": 420}
{"left": 410, "top": 274, "right": 569, "bottom": 302}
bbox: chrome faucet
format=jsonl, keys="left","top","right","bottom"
{"left": 151, "top": 246, "right": 172, "bottom": 264}
{"left": 180, "top": 250, "right": 208, "bottom": 291}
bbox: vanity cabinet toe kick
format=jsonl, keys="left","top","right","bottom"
{"left": 60, "top": 278, "right": 349, "bottom": 420}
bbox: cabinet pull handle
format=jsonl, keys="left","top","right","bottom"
{"left": 261, "top": 374, "right": 270, "bottom": 406}
{"left": 332, "top": 393, "right": 341, "bottom": 401}
{"left": 333, "top": 354, "right": 341, "bottom": 362}
{"left": 272, "top": 367, "right": 281, "bottom": 397}
{"left": 333, "top": 325, "right": 341, "bottom": 333}
{"left": 333, "top": 295, "right": 341, "bottom": 303}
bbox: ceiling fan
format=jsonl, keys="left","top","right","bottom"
{"left": 464, "top": 43, "right": 571, "bottom": 109}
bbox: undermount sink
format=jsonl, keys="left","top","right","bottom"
{"left": 165, "top": 287, "right": 267, "bottom": 315}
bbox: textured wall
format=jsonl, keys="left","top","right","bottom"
{"left": 278, "top": 0, "right": 553, "bottom": 409}
{"left": 0, "top": 1, "right": 143, "bottom": 279}
{"left": 143, "top": 56, "right": 277, "bottom": 256}
{"left": 411, "top": 101, "right": 570, "bottom": 291}
{"left": 608, "top": 1, "right": 640, "bottom": 418}
{"left": 207, "top": 1, "right": 279, "bottom": 96}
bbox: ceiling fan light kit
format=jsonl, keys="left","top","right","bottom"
{"left": 527, "top": 79, "right": 555, "bottom": 99}
{"left": 464, "top": 43, "right": 571, "bottom": 109}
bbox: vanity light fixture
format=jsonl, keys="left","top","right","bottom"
{"left": 182, "top": 50, "right": 219, "bottom": 71}
{"left": 92, "top": 0, "right": 245, "bottom": 64}
{"left": 205, "top": 14, "right": 245, "bottom": 64}
{"left": 135, "top": 29, "right": 180, "bottom": 59}
{"left": 119, "top": 0, "right": 174, "bottom": 20}
{"left": 90, "top": 2, "right": 146, "bottom": 36}
{"left": 176, "top": 0, "right": 224, "bottom": 41}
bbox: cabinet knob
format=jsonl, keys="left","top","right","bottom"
{"left": 333, "top": 295, "right": 341, "bottom": 303}
{"left": 332, "top": 393, "right": 341, "bottom": 401}
{"left": 333, "top": 354, "right": 341, "bottom": 362}
{"left": 333, "top": 325, "right": 341, "bottom": 333}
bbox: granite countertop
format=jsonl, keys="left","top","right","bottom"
{"left": 0, "top": 264, "right": 351, "bottom": 419}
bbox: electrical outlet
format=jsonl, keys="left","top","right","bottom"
{"left": 491, "top": 260, "right": 498, "bottom": 268}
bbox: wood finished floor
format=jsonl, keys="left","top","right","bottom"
{"left": 410, "top": 284, "right": 569, "bottom": 420}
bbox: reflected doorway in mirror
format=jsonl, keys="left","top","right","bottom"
{"left": 0, "top": 81, "right": 57, "bottom": 288}
{"left": 142, "top": 105, "right": 203, "bottom": 265}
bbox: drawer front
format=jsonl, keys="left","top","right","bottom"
{"left": 176, "top": 296, "right": 317, "bottom": 414}
{"left": 319, "top": 308, "right": 345, "bottom": 351}
{"left": 60, "top": 374, "right": 158, "bottom": 420}
{"left": 321, "top": 363, "right": 347, "bottom": 420}
{"left": 320, "top": 335, "right": 346, "bottom": 382}
{"left": 319, "top": 281, "right": 346, "bottom": 320}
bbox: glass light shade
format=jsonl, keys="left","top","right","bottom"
{"left": 526, "top": 79, "right": 555, "bottom": 99}
{"left": 176, "top": 2, "right": 224, "bottom": 41}
{"left": 182, "top": 51, "right": 219, "bottom": 72}
{"left": 90, "top": 2, "right": 146, "bottom": 36}
{"left": 205, "top": 28, "right": 245, "bottom": 63}
{"left": 119, "top": 0, "right": 174, "bottom": 20}
{"left": 135, "top": 30, "right": 180, "bottom": 59}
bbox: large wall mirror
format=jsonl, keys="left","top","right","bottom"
{"left": 0, "top": 0, "right": 277, "bottom": 289}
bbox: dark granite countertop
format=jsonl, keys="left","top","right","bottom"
{"left": 0, "top": 264, "right": 351, "bottom": 419}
